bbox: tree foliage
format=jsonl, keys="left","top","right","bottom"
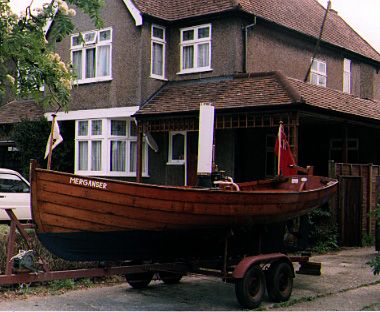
{"left": 0, "top": 0, "right": 104, "bottom": 111}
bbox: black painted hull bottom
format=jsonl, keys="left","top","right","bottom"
{"left": 37, "top": 225, "right": 288, "bottom": 262}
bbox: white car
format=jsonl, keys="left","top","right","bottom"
{"left": 0, "top": 168, "right": 31, "bottom": 222}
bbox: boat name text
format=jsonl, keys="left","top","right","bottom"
{"left": 69, "top": 177, "right": 107, "bottom": 189}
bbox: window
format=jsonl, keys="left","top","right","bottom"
{"left": 329, "top": 138, "right": 359, "bottom": 162}
{"left": 151, "top": 25, "right": 166, "bottom": 79}
{"left": 343, "top": 58, "right": 351, "bottom": 93}
{"left": 179, "top": 24, "right": 211, "bottom": 74}
{"left": 71, "top": 28, "right": 112, "bottom": 84}
{"left": 168, "top": 131, "right": 186, "bottom": 165}
{"left": 75, "top": 118, "right": 147, "bottom": 176}
{"left": 310, "top": 59, "right": 327, "bottom": 87}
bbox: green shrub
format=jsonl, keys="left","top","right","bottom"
{"left": 308, "top": 204, "right": 339, "bottom": 253}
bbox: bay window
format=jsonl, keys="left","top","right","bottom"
{"left": 71, "top": 28, "right": 112, "bottom": 84}
{"left": 75, "top": 118, "right": 147, "bottom": 176}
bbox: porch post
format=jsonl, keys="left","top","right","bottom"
{"left": 136, "top": 123, "right": 143, "bottom": 183}
{"left": 342, "top": 126, "right": 348, "bottom": 163}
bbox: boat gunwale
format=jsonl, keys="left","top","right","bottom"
{"left": 34, "top": 168, "right": 338, "bottom": 197}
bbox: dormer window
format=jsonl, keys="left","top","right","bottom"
{"left": 71, "top": 28, "right": 112, "bottom": 84}
{"left": 310, "top": 59, "right": 327, "bottom": 87}
{"left": 179, "top": 24, "right": 212, "bottom": 74}
{"left": 150, "top": 25, "right": 166, "bottom": 80}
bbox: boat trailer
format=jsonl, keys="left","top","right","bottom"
{"left": 1, "top": 208, "right": 320, "bottom": 309}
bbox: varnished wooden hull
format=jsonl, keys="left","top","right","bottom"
{"left": 30, "top": 163, "right": 337, "bottom": 261}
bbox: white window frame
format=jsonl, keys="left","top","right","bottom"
{"left": 75, "top": 118, "right": 148, "bottom": 177}
{"left": 71, "top": 27, "right": 113, "bottom": 84}
{"left": 343, "top": 58, "right": 351, "bottom": 93}
{"left": 168, "top": 131, "right": 186, "bottom": 165}
{"left": 310, "top": 58, "right": 327, "bottom": 87}
{"left": 150, "top": 24, "right": 166, "bottom": 80}
{"left": 178, "top": 24, "right": 212, "bottom": 74}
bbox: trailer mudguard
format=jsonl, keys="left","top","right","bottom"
{"left": 233, "top": 253, "right": 293, "bottom": 279}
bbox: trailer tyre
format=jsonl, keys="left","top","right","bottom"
{"left": 159, "top": 272, "right": 183, "bottom": 284}
{"left": 266, "top": 261, "right": 293, "bottom": 302}
{"left": 125, "top": 272, "right": 154, "bottom": 289}
{"left": 235, "top": 265, "right": 265, "bottom": 309}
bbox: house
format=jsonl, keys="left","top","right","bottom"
{"left": 42, "top": 0, "right": 379, "bottom": 182}
{"left": 1, "top": 0, "right": 380, "bottom": 244}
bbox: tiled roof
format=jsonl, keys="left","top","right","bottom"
{"left": 136, "top": 71, "right": 380, "bottom": 122}
{"left": 0, "top": 100, "right": 44, "bottom": 124}
{"left": 136, "top": 73, "right": 295, "bottom": 115}
{"left": 288, "top": 78, "right": 380, "bottom": 121}
{"left": 132, "top": 0, "right": 380, "bottom": 62}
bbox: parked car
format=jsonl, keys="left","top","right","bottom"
{"left": 0, "top": 168, "right": 31, "bottom": 222}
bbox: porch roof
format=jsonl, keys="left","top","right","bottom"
{"left": 0, "top": 100, "right": 44, "bottom": 125}
{"left": 135, "top": 71, "right": 380, "bottom": 123}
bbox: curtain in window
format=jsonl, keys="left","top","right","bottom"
{"left": 72, "top": 50, "right": 82, "bottom": 80}
{"left": 78, "top": 141, "right": 88, "bottom": 170}
{"left": 129, "top": 141, "right": 136, "bottom": 173}
{"left": 111, "top": 141, "right": 125, "bottom": 171}
{"left": 129, "top": 142, "right": 146, "bottom": 173}
{"left": 197, "top": 43, "right": 209, "bottom": 67}
{"left": 97, "top": 45, "right": 110, "bottom": 77}
{"left": 86, "top": 48, "right": 96, "bottom": 78}
{"left": 152, "top": 42, "right": 163, "bottom": 76}
{"left": 182, "top": 46, "right": 194, "bottom": 69}
{"left": 91, "top": 141, "right": 102, "bottom": 171}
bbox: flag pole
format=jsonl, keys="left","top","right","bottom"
{"left": 277, "top": 121, "right": 283, "bottom": 175}
{"left": 47, "top": 114, "right": 57, "bottom": 170}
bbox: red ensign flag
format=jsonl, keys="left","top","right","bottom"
{"left": 274, "top": 123, "right": 297, "bottom": 176}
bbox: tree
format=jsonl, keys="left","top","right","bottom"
{"left": 0, "top": 0, "right": 104, "bottom": 111}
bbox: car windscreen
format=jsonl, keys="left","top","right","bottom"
{"left": 0, "top": 174, "right": 30, "bottom": 193}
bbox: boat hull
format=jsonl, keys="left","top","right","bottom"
{"left": 36, "top": 226, "right": 288, "bottom": 261}
{"left": 30, "top": 161, "right": 338, "bottom": 261}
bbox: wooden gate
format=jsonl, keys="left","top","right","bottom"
{"left": 338, "top": 176, "right": 362, "bottom": 246}
{"left": 329, "top": 161, "right": 380, "bottom": 246}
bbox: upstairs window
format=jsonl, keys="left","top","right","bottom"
{"left": 310, "top": 59, "right": 327, "bottom": 87}
{"left": 151, "top": 25, "right": 166, "bottom": 80}
{"left": 343, "top": 58, "right": 351, "bottom": 93}
{"left": 179, "top": 24, "right": 212, "bottom": 74}
{"left": 71, "top": 28, "right": 112, "bottom": 84}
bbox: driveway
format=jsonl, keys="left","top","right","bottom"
{"left": 0, "top": 247, "right": 379, "bottom": 311}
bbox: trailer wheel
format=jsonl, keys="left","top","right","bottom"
{"left": 266, "top": 261, "right": 293, "bottom": 302}
{"left": 125, "top": 272, "right": 154, "bottom": 289}
{"left": 235, "top": 265, "right": 265, "bottom": 309}
{"left": 159, "top": 272, "right": 183, "bottom": 284}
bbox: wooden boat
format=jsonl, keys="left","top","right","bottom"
{"left": 30, "top": 160, "right": 338, "bottom": 262}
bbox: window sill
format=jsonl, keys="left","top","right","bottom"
{"left": 75, "top": 170, "right": 149, "bottom": 178}
{"left": 177, "top": 68, "right": 213, "bottom": 75}
{"left": 166, "top": 161, "right": 185, "bottom": 166}
{"left": 150, "top": 74, "right": 168, "bottom": 81}
{"left": 74, "top": 77, "right": 113, "bottom": 85}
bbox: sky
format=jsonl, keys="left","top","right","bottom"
{"left": 9, "top": 0, "right": 380, "bottom": 53}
